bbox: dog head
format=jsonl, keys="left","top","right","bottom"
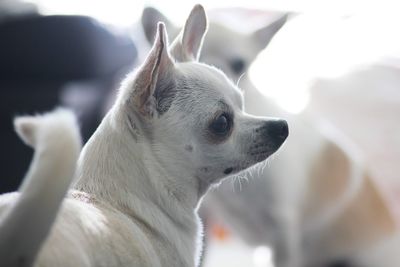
{"left": 119, "top": 5, "right": 288, "bottom": 193}
{"left": 142, "top": 7, "right": 287, "bottom": 81}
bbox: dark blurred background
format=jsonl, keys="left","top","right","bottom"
{"left": 0, "top": 1, "right": 137, "bottom": 192}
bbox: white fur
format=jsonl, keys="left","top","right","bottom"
{"left": 0, "top": 5, "right": 288, "bottom": 267}
{"left": 0, "top": 109, "right": 81, "bottom": 267}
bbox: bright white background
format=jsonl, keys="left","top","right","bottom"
{"left": 27, "top": 0, "right": 397, "bottom": 27}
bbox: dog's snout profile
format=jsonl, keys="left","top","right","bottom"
{"left": 248, "top": 119, "right": 288, "bottom": 162}
{"left": 256, "top": 119, "right": 288, "bottom": 150}
{"left": 267, "top": 119, "right": 289, "bottom": 143}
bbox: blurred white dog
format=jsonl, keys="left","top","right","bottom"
{"left": 142, "top": 8, "right": 398, "bottom": 267}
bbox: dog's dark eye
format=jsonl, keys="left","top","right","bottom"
{"left": 209, "top": 113, "right": 232, "bottom": 136}
{"left": 230, "top": 58, "right": 245, "bottom": 75}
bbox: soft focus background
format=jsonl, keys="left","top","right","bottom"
{"left": 1, "top": 0, "right": 399, "bottom": 266}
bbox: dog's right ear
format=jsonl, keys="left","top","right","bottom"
{"left": 170, "top": 5, "right": 208, "bottom": 62}
{"left": 131, "top": 22, "right": 174, "bottom": 117}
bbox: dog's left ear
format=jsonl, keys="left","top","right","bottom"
{"left": 132, "top": 22, "right": 174, "bottom": 117}
{"left": 170, "top": 5, "right": 208, "bottom": 62}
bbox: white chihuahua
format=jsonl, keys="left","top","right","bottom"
{"left": 0, "top": 5, "right": 288, "bottom": 267}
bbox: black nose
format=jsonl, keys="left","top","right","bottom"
{"left": 231, "top": 58, "right": 245, "bottom": 74}
{"left": 267, "top": 119, "right": 289, "bottom": 143}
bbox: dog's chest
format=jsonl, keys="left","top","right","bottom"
{"left": 133, "top": 212, "right": 201, "bottom": 267}
{"left": 38, "top": 195, "right": 200, "bottom": 267}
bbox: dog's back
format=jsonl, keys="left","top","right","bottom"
{"left": 0, "top": 109, "right": 81, "bottom": 267}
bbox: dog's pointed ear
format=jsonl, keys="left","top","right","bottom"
{"left": 251, "top": 14, "right": 288, "bottom": 52}
{"left": 132, "top": 22, "right": 174, "bottom": 117}
{"left": 141, "top": 7, "right": 180, "bottom": 44}
{"left": 170, "top": 4, "right": 208, "bottom": 62}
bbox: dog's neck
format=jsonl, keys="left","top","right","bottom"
{"left": 73, "top": 108, "right": 203, "bottom": 266}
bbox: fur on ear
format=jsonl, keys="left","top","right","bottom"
{"left": 141, "top": 7, "right": 180, "bottom": 44}
{"left": 170, "top": 4, "right": 208, "bottom": 62}
{"left": 133, "top": 22, "right": 174, "bottom": 116}
{"left": 252, "top": 14, "right": 288, "bottom": 51}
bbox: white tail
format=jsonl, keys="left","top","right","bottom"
{"left": 0, "top": 109, "right": 82, "bottom": 267}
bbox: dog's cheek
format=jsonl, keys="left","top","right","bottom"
{"left": 184, "top": 144, "right": 194, "bottom": 153}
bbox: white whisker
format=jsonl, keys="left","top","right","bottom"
{"left": 236, "top": 72, "right": 246, "bottom": 87}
